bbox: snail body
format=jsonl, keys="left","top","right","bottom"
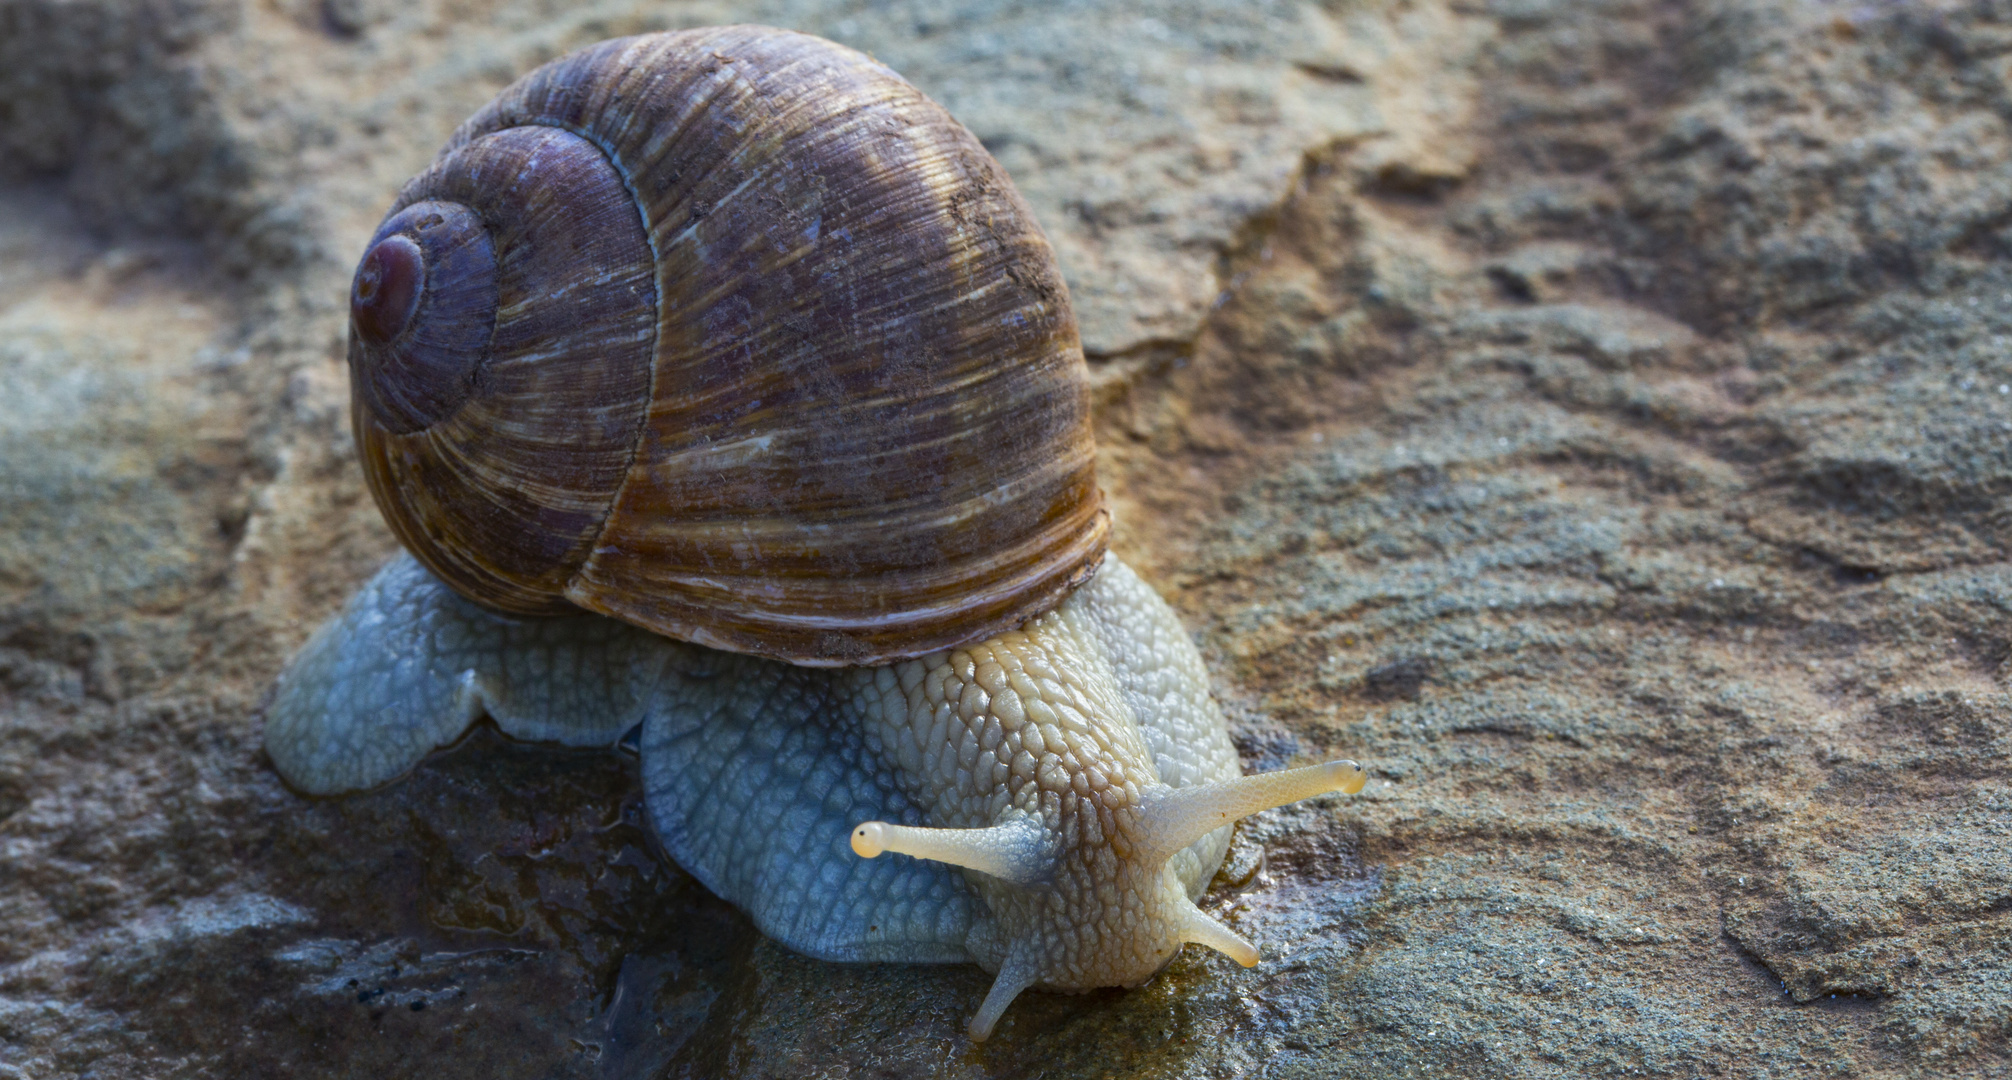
{"left": 267, "top": 27, "right": 1364, "bottom": 1040}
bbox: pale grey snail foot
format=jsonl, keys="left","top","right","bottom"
{"left": 639, "top": 656, "right": 979, "bottom": 964}
{"left": 264, "top": 553, "right": 676, "bottom": 794}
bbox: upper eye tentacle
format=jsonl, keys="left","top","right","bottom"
{"left": 850, "top": 813, "right": 1056, "bottom": 886}
{"left": 1138, "top": 759, "right": 1369, "bottom": 866}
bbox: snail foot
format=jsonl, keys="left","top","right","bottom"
{"left": 264, "top": 554, "right": 666, "bottom": 794}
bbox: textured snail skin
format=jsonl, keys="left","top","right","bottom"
{"left": 265, "top": 555, "right": 1366, "bottom": 1039}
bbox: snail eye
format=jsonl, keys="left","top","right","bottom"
{"left": 351, "top": 234, "right": 425, "bottom": 345}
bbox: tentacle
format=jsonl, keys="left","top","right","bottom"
{"left": 969, "top": 948, "right": 1044, "bottom": 1042}
{"left": 1177, "top": 901, "right": 1258, "bottom": 967}
{"left": 850, "top": 814, "right": 1053, "bottom": 885}
{"left": 1139, "top": 759, "right": 1367, "bottom": 864}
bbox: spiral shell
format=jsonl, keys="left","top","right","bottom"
{"left": 348, "top": 26, "right": 1106, "bottom": 665}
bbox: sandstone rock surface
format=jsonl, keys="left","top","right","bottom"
{"left": 1, "top": 0, "right": 2008, "bottom": 1077}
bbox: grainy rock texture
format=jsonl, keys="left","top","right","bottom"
{"left": 1, "top": 0, "right": 2008, "bottom": 1077}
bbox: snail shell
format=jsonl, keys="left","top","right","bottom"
{"left": 349, "top": 26, "right": 1105, "bottom": 666}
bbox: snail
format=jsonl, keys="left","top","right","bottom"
{"left": 264, "top": 25, "right": 1368, "bottom": 1041}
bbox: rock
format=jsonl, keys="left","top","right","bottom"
{"left": 2, "top": 0, "right": 2009, "bottom": 1077}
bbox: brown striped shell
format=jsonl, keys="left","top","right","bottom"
{"left": 347, "top": 26, "right": 1106, "bottom": 666}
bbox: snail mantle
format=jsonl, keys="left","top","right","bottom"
{"left": 264, "top": 25, "right": 1368, "bottom": 1042}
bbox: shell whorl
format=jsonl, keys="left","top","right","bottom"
{"left": 349, "top": 26, "right": 1106, "bottom": 664}
{"left": 353, "top": 125, "right": 657, "bottom": 615}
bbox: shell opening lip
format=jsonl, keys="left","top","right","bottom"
{"left": 351, "top": 234, "right": 425, "bottom": 345}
